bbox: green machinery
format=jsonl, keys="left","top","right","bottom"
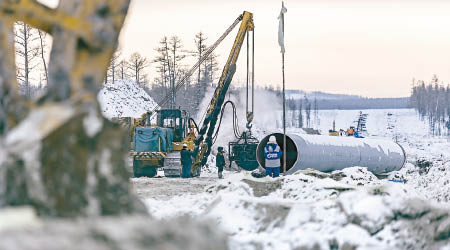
{"left": 132, "top": 109, "right": 195, "bottom": 177}
{"left": 132, "top": 11, "right": 258, "bottom": 177}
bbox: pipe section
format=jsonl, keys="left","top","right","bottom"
{"left": 256, "top": 133, "right": 405, "bottom": 174}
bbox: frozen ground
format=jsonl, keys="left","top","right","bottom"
{"left": 132, "top": 108, "right": 450, "bottom": 250}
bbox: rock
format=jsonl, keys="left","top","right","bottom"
{"left": 0, "top": 103, "right": 146, "bottom": 217}
{"left": 242, "top": 178, "right": 282, "bottom": 197}
{"left": 338, "top": 186, "right": 450, "bottom": 249}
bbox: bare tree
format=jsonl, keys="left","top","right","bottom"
{"left": 193, "top": 32, "right": 207, "bottom": 107}
{"left": 107, "top": 50, "right": 121, "bottom": 84}
{"left": 167, "top": 35, "right": 186, "bottom": 108}
{"left": 410, "top": 75, "right": 450, "bottom": 136}
{"left": 153, "top": 36, "right": 171, "bottom": 94}
{"left": 14, "top": 21, "right": 40, "bottom": 98}
{"left": 117, "top": 59, "right": 129, "bottom": 81}
{"left": 194, "top": 33, "right": 207, "bottom": 85}
{"left": 206, "top": 52, "right": 219, "bottom": 87}
{"left": 298, "top": 99, "right": 303, "bottom": 128}
{"left": 313, "top": 97, "right": 319, "bottom": 127}
{"left": 305, "top": 96, "right": 311, "bottom": 128}
{"left": 128, "top": 52, "right": 149, "bottom": 86}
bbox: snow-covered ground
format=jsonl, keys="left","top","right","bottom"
{"left": 133, "top": 108, "right": 450, "bottom": 250}
{"left": 97, "top": 79, "right": 158, "bottom": 119}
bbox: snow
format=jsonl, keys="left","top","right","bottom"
{"left": 132, "top": 108, "right": 450, "bottom": 250}
{"left": 83, "top": 108, "right": 103, "bottom": 137}
{"left": 0, "top": 206, "right": 41, "bottom": 232}
{"left": 97, "top": 79, "right": 158, "bottom": 119}
{"left": 2, "top": 105, "right": 449, "bottom": 249}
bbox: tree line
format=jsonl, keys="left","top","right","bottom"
{"left": 13, "top": 25, "right": 219, "bottom": 117}
{"left": 104, "top": 32, "right": 219, "bottom": 116}
{"left": 410, "top": 75, "right": 450, "bottom": 136}
{"left": 263, "top": 86, "right": 318, "bottom": 129}
{"left": 287, "top": 97, "right": 409, "bottom": 110}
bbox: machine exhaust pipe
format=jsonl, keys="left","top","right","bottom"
{"left": 256, "top": 133, "right": 406, "bottom": 174}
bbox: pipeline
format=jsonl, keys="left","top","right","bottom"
{"left": 256, "top": 133, "right": 406, "bottom": 174}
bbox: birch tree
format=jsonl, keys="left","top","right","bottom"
{"left": 128, "top": 52, "right": 149, "bottom": 86}
{"left": 107, "top": 50, "right": 121, "bottom": 84}
{"left": 14, "top": 21, "right": 39, "bottom": 98}
{"left": 167, "top": 35, "right": 186, "bottom": 108}
{"left": 118, "top": 59, "right": 129, "bottom": 81}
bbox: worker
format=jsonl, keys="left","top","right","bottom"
{"left": 347, "top": 127, "right": 354, "bottom": 136}
{"left": 264, "top": 136, "right": 283, "bottom": 178}
{"left": 216, "top": 146, "right": 226, "bottom": 179}
{"left": 180, "top": 144, "right": 193, "bottom": 178}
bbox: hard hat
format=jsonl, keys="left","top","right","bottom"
{"left": 268, "top": 135, "right": 277, "bottom": 144}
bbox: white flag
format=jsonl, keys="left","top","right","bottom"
{"left": 278, "top": 1, "right": 287, "bottom": 53}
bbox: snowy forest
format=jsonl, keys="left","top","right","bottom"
{"left": 410, "top": 75, "right": 450, "bottom": 136}
{"left": 14, "top": 23, "right": 220, "bottom": 117}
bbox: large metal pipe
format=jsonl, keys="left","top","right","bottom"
{"left": 256, "top": 133, "right": 406, "bottom": 174}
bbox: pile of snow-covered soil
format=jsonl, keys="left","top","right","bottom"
{"left": 294, "top": 109, "right": 450, "bottom": 204}
{"left": 142, "top": 168, "right": 450, "bottom": 250}
{"left": 135, "top": 108, "right": 450, "bottom": 249}
{"left": 97, "top": 79, "right": 157, "bottom": 119}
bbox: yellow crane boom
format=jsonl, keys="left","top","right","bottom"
{"left": 192, "top": 11, "right": 254, "bottom": 173}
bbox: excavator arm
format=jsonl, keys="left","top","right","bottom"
{"left": 192, "top": 11, "right": 254, "bottom": 173}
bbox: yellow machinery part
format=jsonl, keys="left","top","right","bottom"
{"left": 329, "top": 131, "right": 339, "bottom": 136}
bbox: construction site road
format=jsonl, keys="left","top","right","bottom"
{"left": 131, "top": 176, "right": 217, "bottom": 201}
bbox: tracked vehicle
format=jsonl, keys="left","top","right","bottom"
{"left": 131, "top": 11, "right": 257, "bottom": 177}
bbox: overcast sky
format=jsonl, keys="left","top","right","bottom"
{"left": 41, "top": 0, "right": 450, "bottom": 97}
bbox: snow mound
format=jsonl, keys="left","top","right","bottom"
{"left": 206, "top": 170, "right": 449, "bottom": 249}
{"left": 143, "top": 168, "right": 450, "bottom": 250}
{"left": 97, "top": 79, "right": 157, "bottom": 119}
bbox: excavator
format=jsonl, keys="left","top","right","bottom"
{"left": 130, "top": 11, "right": 257, "bottom": 177}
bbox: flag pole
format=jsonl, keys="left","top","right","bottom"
{"left": 281, "top": 2, "right": 287, "bottom": 175}
{"left": 282, "top": 53, "right": 286, "bottom": 175}
{"left": 278, "top": 1, "right": 287, "bottom": 175}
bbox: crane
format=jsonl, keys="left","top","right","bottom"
{"left": 191, "top": 11, "right": 254, "bottom": 175}
{"left": 131, "top": 11, "right": 255, "bottom": 177}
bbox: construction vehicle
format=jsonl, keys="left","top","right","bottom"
{"left": 131, "top": 109, "right": 196, "bottom": 177}
{"left": 328, "top": 120, "right": 339, "bottom": 136}
{"left": 338, "top": 111, "right": 367, "bottom": 138}
{"left": 131, "top": 11, "right": 256, "bottom": 177}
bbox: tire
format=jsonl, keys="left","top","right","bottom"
{"left": 133, "top": 159, "right": 142, "bottom": 178}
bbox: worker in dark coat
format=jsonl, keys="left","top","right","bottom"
{"left": 180, "top": 144, "right": 193, "bottom": 178}
{"left": 216, "top": 147, "right": 226, "bottom": 179}
{"left": 264, "top": 136, "right": 283, "bottom": 178}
